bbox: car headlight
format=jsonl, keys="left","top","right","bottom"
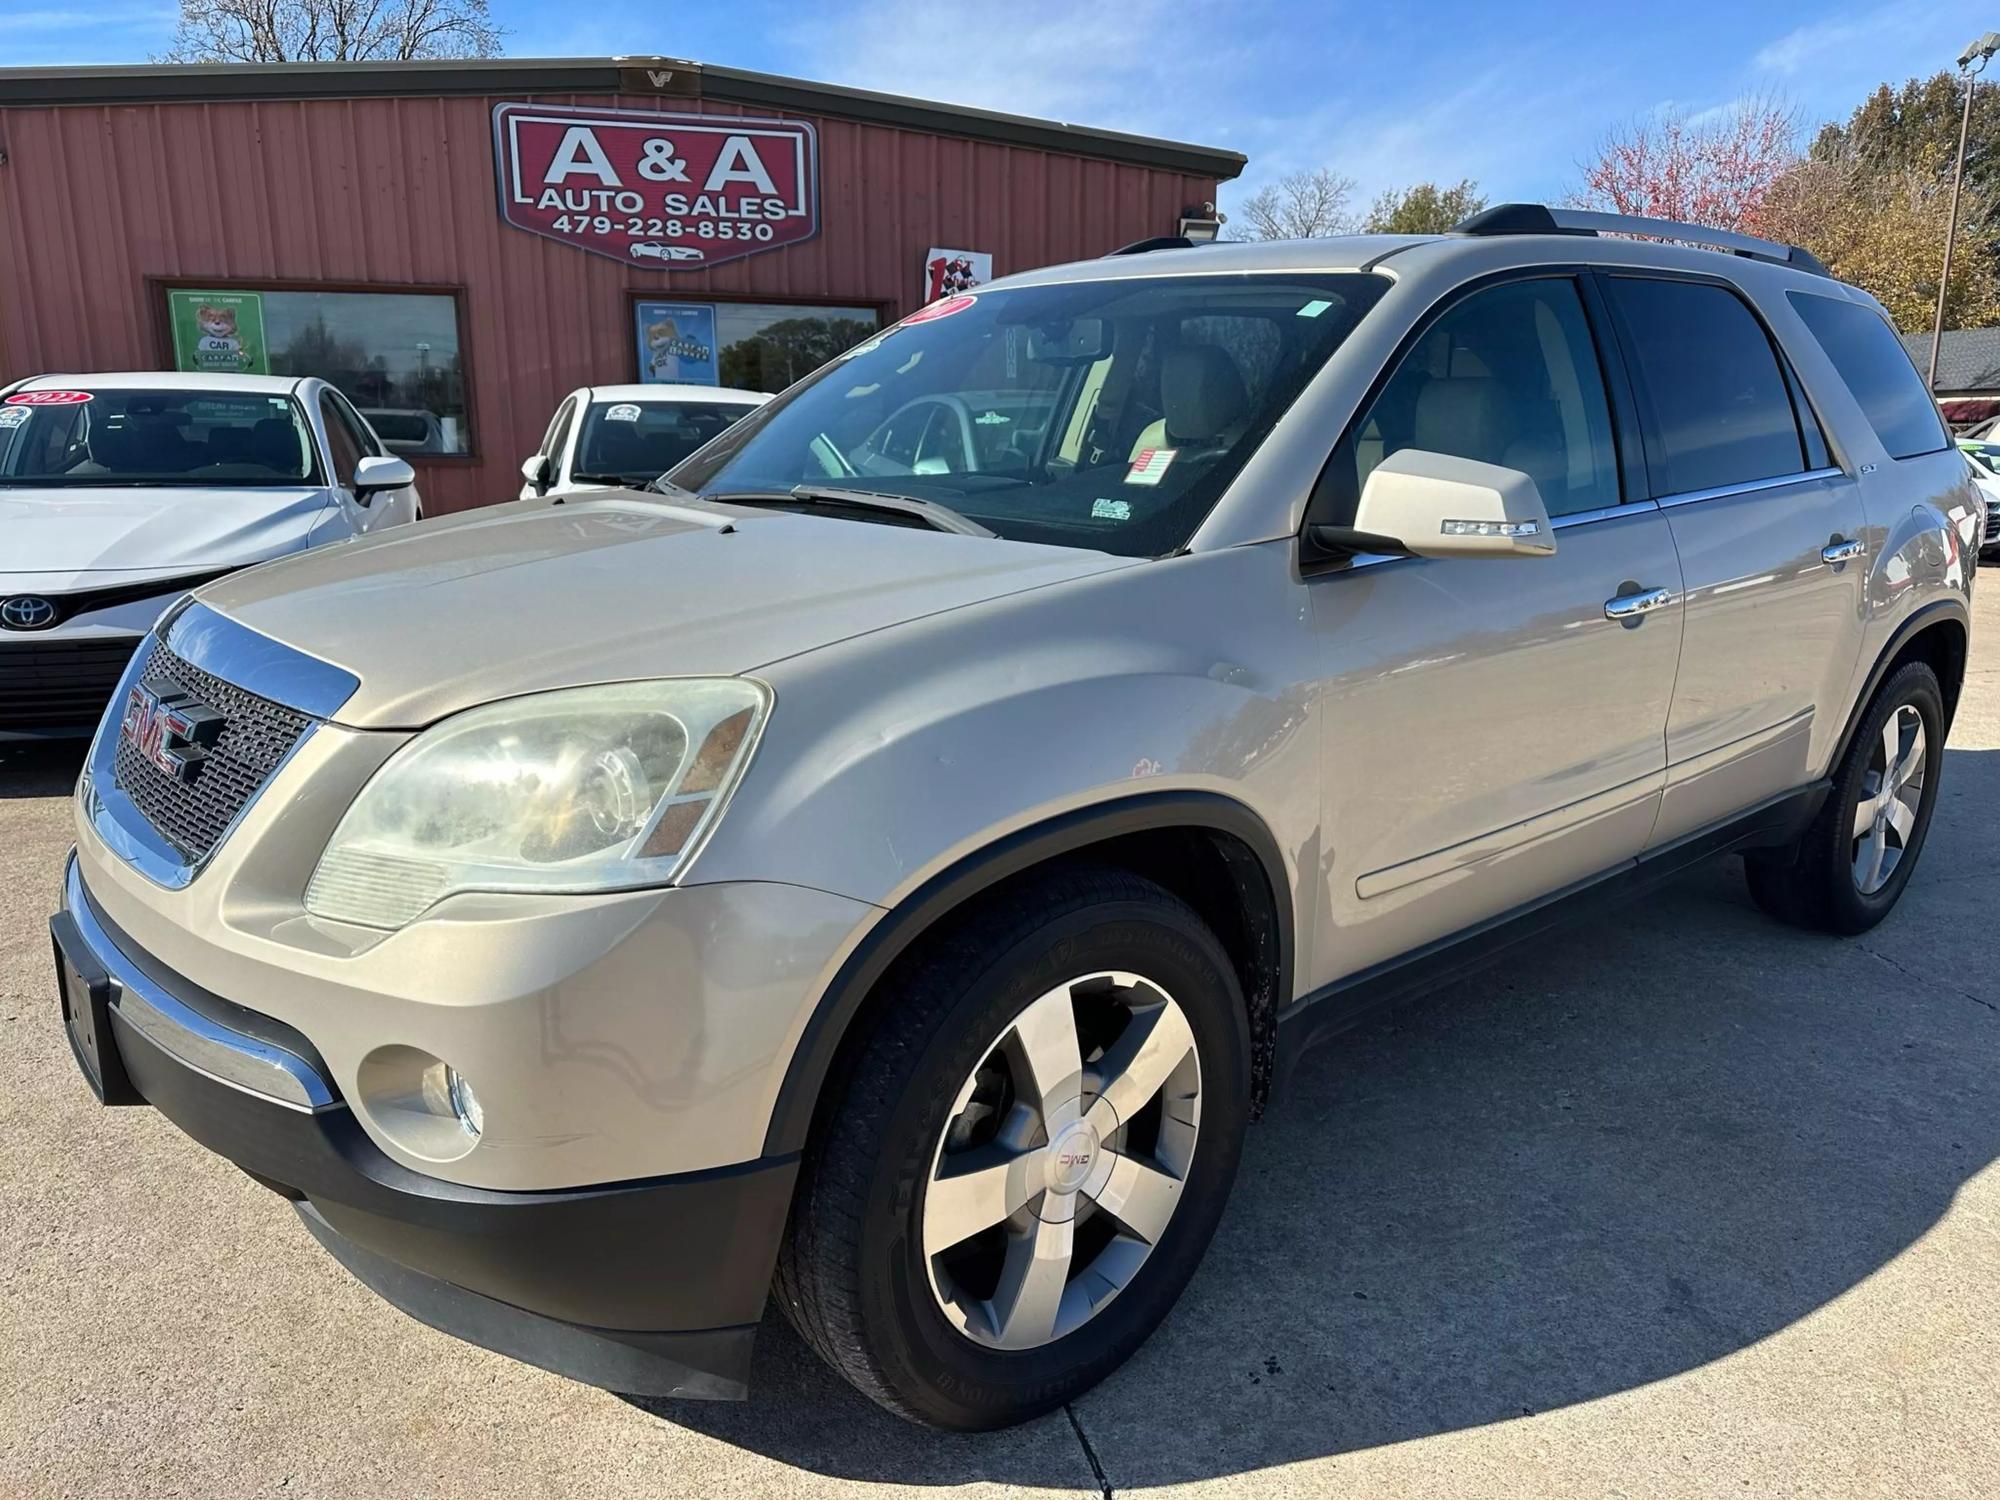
{"left": 304, "top": 679, "right": 770, "bottom": 930}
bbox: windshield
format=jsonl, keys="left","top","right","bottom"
{"left": 574, "top": 399, "right": 761, "bottom": 482}
{"left": 673, "top": 273, "right": 1390, "bottom": 555}
{"left": 0, "top": 389, "right": 316, "bottom": 487}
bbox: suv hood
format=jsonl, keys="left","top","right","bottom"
{"left": 193, "top": 495, "right": 1134, "bottom": 728}
{"left": 0, "top": 485, "right": 329, "bottom": 586}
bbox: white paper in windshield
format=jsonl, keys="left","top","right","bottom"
{"left": 1125, "top": 447, "right": 1177, "bottom": 486}
{"left": 605, "top": 404, "right": 642, "bottom": 422}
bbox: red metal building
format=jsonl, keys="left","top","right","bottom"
{"left": 0, "top": 57, "right": 1243, "bottom": 511}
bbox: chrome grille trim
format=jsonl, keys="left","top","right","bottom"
{"left": 80, "top": 606, "right": 358, "bottom": 889}
{"left": 111, "top": 640, "right": 312, "bottom": 861}
{"left": 165, "top": 602, "right": 359, "bottom": 719}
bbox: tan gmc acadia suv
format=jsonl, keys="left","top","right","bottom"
{"left": 52, "top": 205, "right": 1978, "bottom": 1430}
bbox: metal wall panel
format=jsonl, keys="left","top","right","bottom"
{"left": 0, "top": 92, "right": 1220, "bottom": 511}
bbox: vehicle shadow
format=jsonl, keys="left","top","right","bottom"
{"left": 0, "top": 742, "right": 85, "bottom": 799}
{"left": 633, "top": 746, "right": 2000, "bottom": 1483}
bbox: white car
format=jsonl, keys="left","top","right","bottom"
{"left": 519, "top": 384, "right": 771, "bottom": 501}
{"left": 0, "top": 372, "right": 420, "bottom": 741}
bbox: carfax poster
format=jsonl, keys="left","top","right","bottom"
{"left": 634, "top": 301, "right": 720, "bottom": 385}
{"left": 167, "top": 290, "right": 271, "bottom": 375}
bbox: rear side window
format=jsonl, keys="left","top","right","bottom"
{"left": 1787, "top": 292, "right": 1949, "bottom": 460}
{"left": 1604, "top": 277, "right": 1806, "bottom": 495}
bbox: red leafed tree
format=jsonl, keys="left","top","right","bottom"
{"left": 1573, "top": 98, "right": 1800, "bottom": 235}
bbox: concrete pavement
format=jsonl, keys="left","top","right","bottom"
{"left": 3, "top": 591, "right": 1997, "bottom": 1498}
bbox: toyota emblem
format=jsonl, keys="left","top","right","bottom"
{"left": 0, "top": 595, "right": 59, "bottom": 630}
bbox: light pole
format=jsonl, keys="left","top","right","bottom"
{"left": 1930, "top": 32, "right": 2000, "bottom": 392}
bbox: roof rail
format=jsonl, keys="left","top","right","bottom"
{"left": 1105, "top": 235, "right": 1196, "bottom": 256}
{"left": 1450, "top": 203, "right": 1830, "bottom": 278}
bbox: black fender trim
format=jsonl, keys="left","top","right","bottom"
{"left": 1830, "top": 598, "right": 1970, "bottom": 771}
{"left": 760, "top": 789, "right": 1294, "bottom": 1156}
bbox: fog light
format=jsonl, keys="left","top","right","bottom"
{"left": 357, "top": 1044, "right": 485, "bottom": 1162}
{"left": 421, "top": 1060, "right": 483, "bottom": 1138}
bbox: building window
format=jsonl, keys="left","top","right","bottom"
{"left": 634, "top": 298, "right": 879, "bottom": 393}
{"left": 164, "top": 285, "right": 472, "bottom": 456}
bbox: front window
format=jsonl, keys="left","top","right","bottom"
{"left": 674, "top": 274, "right": 1390, "bottom": 556}
{"left": 573, "top": 400, "right": 761, "bottom": 483}
{"left": 0, "top": 389, "right": 316, "bottom": 487}
{"left": 165, "top": 286, "right": 472, "bottom": 455}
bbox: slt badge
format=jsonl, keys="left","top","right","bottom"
{"left": 121, "top": 677, "right": 225, "bottom": 783}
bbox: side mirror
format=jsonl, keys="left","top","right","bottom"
{"left": 352, "top": 454, "right": 416, "bottom": 499}
{"left": 1313, "top": 449, "right": 1557, "bottom": 560}
{"left": 520, "top": 453, "right": 551, "bottom": 493}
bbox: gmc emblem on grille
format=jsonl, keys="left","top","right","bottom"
{"left": 121, "top": 677, "right": 225, "bottom": 783}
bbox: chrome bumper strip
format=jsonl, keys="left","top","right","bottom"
{"left": 64, "top": 856, "right": 339, "bottom": 1112}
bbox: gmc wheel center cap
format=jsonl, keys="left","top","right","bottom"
{"left": 1047, "top": 1122, "right": 1101, "bottom": 1194}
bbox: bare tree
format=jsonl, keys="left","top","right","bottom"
{"left": 1234, "top": 167, "right": 1357, "bottom": 240}
{"left": 157, "top": 0, "right": 502, "bottom": 63}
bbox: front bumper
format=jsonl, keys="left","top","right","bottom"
{"left": 53, "top": 855, "right": 797, "bottom": 1399}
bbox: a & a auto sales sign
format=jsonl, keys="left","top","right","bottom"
{"left": 492, "top": 103, "right": 819, "bottom": 268}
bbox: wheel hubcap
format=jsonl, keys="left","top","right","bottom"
{"left": 921, "top": 970, "right": 1201, "bottom": 1351}
{"left": 1852, "top": 703, "right": 1926, "bottom": 895}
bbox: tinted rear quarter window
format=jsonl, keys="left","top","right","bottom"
{"left": 1604, "top": 277, "right": 1806, "bottom": 495}
{"left": 1787, "top": 292, "right": 1949, "bottom": 460}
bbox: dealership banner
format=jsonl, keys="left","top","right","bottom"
{"left": 634, "top": 302, "right": 720, "bottom": 385}
{"left": 493, "top": 103, "right": 818, "bottom": 269}
{"left": 167, "top": 290, "right": 270, "bottom": 375}
{"left": 924, "top": 248, "right": 992, "bottom": 302}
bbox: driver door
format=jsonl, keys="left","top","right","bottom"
{"left": 1307, "top": 274, "right": 1685, "bottom": 983}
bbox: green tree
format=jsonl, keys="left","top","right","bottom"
{"left": 1810, "top": 72, "right": 2000, "bottom": 206}
{"left": 719, "top": 317, "right": 876, "bottom": 391}
{"left": 1763, "top": 153, "right": 2000, "bottom": 332}
{"left": 1361, "top": 179, "right": 1487, "bottom": 234}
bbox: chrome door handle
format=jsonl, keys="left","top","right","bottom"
{"left": 1821, "top": 537, "right": 1865, "bottom": 565}
{"left": 1604, "top": 586, "right": 1673, "bottom": 621}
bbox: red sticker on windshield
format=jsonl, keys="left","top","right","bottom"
{"left": 902, "top": 294, "right": 977, "bottom": 325}
{"left": 4, "top": 390, "right": 93, "bottom": 406}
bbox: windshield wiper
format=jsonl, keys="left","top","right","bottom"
{"left": 570, "top": 472, "right": 658, "bottom": 492}
{"left": 700, "top": 485, "right": 994, "bottom": 537}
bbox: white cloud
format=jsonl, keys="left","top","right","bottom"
{"left": 775, "top": 0, "right": 1258, "bottom": 139}
{"left": 1753, "top": 0, "right": 1967, "bottom": 81}
{"left": 0, "top": 5, "right": 172, "bottom": 32}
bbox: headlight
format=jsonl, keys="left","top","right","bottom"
{"left": 304, "top": 679, "right": 770, "bottom": 930}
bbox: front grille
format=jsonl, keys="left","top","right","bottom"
{"left": 111, "top": 637, "right": 312, "bottom": 861}
{"left": 0, "top": 636, "right": 142, "bottom": 732}
{"left": 1985, "top": 500, "right": 2000, "bottom": 545}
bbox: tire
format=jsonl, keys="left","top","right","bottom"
{"left": 1744, "top": 659, "right": 1944, "bottom": 935}
{"left": 773, "top": 868, "right": 1251, "bottom": 1430}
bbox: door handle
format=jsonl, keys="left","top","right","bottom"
{"left": 1821, "top": 537, "right": 1864, "bottom": 565}
{"left": 1604, "top": 586, "right": 1673, "bottom": 621}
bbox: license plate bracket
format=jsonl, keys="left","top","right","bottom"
{"left": 51, "top": 912, "right": 143, "bottom": 1106}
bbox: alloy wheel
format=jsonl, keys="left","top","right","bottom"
{"left": 921, "top": 970, "right": 1201, "bottom": 1351}
{"left": 1852, "top": 703, "right": 1926, "bottom": 895}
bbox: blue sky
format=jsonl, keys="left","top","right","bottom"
{"left": 4, "top": 0, "right": 1994, "bottom": 215}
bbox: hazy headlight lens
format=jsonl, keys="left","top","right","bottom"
{"left": 305, "top": 679, "right": 769, "bottom": 929}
